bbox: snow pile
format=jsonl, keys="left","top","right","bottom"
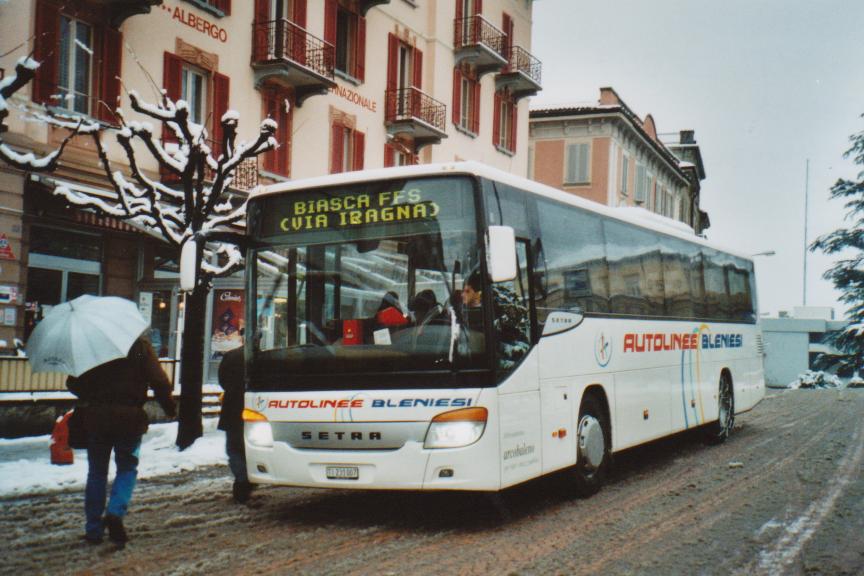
{"left": 0, "top": 419, "right": 227, "bottom": 497}
{"left": 848, "top": 374, "right": 864, "bottom": 389}
{"left": 787, "top": 370, "right": 844, "bottom": 390}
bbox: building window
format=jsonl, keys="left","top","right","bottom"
{"left": 493, "top": 90, "right": 517, "bottom": 154}
{"left": 621, "top": 153, "right": 630, "bottom": 195}
{"left": 330, "top": 120, "right": 364, "bottom": 173}
{"left": 565, "top": 143, "right": 590, "bottom": 184}
{"left": 325, "top": 0, "right": 366, "bottom": 82}
{"left": 181, "top": 65, "right": 209, "bottom": 126}
{"left": 57, "top": 16, "right": 93, "bottom": 115}
{"left": 452, "top": 68, "right": 479, "bottom": 134}
{"left": 635, "top": 163, "right": 648, "bottom": 204}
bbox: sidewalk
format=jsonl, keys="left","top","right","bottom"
{"left": 0, "top": 418, "right": 228, "bottom": 497}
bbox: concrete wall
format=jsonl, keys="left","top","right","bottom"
{"left": 762, "top": 329, "right": 809, "bottom": 387}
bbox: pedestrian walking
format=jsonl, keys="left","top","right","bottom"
{"left": 66, "top": 336, "right": 176, "bottom": 547}
{"left": 218, "top": 345, "right": 253, "bottom": 503}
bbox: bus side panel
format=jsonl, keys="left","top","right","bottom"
{"left": 612, "top": 367, "right": 674, "bottom": 451}
{"left": 498, "top": 390, "right": 542, "bottom": 488}
{"left": 540, "top": 380, "right": 575, "bottom": 474}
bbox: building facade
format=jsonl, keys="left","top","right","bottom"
{"left": 528, "top": 87, "right": 708, "bottom": 234}
{"left": 0, "top": 0, "right": 541, "bottom": 384}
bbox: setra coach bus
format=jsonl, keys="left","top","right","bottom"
{"left": 182, "top": 161, "right": 764, "bottom": 495}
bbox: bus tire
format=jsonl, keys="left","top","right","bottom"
{"left": 704, "top": 370, "right": 735, "bottom": 445}
{"left": 572, "top": 394, "right": 610, "bottom": 498}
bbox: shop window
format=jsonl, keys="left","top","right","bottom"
{"left": 325, "top": 0, "right": 366, "bottom": 82}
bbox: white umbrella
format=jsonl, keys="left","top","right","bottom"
{"left": 26, "top": 295, "right": 149, "bottom": 377}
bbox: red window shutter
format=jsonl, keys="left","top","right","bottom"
{"left": 324, "top": 0, "right": 337, "bottom": 46}
{"left": 215, "top": 0, "right": 231, "bottom": 15}
{"left": 33, "top": 0, "right": 60, "bottom": 105}
{"left": 356, "top": 16, "right": 366, "bottom": 82}
{"left": 253, "top": 0, "right": 270, "bottom": 61}
{"left": 353, "top": 130, "right": 364, "bottom": 171}
{"left": 502, "top": 13, "right": 513, "bottom": 60}
{"left": 295, "top": 0, "right": 307, "bottom": 27}
{"left": 387, "top": 34, "right": 398, "bottom": 91}
{"left": 262, "top": 91, "right": 276, "bottom": 173}
{"left": 509, "top": 98, "right": 517, "bottom": 152}
{"left": 330, "top": 123, "right": 344, "bottom": 174}
{"left": 475, "top": 0, "right": 482, "bottom": 15}
{"left": 99, "top": 27, "right": 122, "bottom": 123}
{"left": 384, "top": 144, "right": 395, "bottom": 168}
{"left": 212, "top": 72, "right": 230, "bottom": 158}
{"left": 471, "top": 80, "right": 480, "bottom": 134}
{"left": 492, "top": 91, "right": 501, "bottom": 147}
{"left": 412, "top": 47, "right": 422, "bottom": 89}
{"left": 163, "top": 52, "right": 183, "bottom": 103}
{"left": 452, "top": 68, "right": 461, "bottom": 125}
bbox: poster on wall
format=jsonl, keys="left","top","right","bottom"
{"left": 211, "top": 289, "right": 244, "bottom": 357}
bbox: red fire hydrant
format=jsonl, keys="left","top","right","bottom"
{"left": 50, "top": 411, "right": 74, "bottom": 465}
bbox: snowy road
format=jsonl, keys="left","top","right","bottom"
{"left": 2, "top": 389, "right": 863, "bottom": 575}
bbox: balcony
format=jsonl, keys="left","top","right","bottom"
{"left": 251, "top": 19, "right": 336, "bottom": 107}
{"left": 385, "top": 88, "right": 447, "bottom": 150}
{"left": 495, "top": 46, "right": 542, "bottom": 102}
{"left": 359, "top": 0, "right": 390, "bottom": 15}
{"left": 94, "top": 0, "right": 162, "bottom": 26}
{"left": 453, "top": 16, "right": 508, "bottom": 77}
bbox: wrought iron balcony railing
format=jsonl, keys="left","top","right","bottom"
{"left": 454, "top": 15, "right": 507, "bottom": 58}
{"left": 503, "top": 46, "right": 542, "bottom": 86}
{"left": 385, "top": 87, "right": 447, "bottom": 134}
{"left": 252, "top": 19, "right": 335, "bottom": 82}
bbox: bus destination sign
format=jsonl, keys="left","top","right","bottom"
{"left": 278, "top": 189, "right": 440, "bottom": 233}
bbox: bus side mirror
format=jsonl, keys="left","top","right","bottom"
{"left": 487, "top": 226, "right": 517, "bottom": 283}
{"left": 179, "top": 238, "right": 199, "bottom": 292}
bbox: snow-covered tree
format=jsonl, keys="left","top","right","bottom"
{"left": 810, "top": 114, "right": 864, "bottom": 379}
{"left": 1, "top": 56, "right": 277, "bottom": 449}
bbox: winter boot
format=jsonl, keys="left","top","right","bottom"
{"left": 104, "top": 514, "right": 128, "bottom": 546}
{"left": 232, "top": 480, "right": 253, "bottom": 503}
{"left": 83, "top": 532, "right": 103, "bottom": 545}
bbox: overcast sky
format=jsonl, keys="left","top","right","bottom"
{"left": 530, "top": 0, "right": 864, "bottom": 319}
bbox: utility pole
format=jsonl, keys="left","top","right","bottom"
{"left": 803, "top": 159, "right": 810, "bottom": 307}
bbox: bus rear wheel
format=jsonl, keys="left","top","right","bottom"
{"left": 572, "top": 395, "right": 610, "bottom": 497}
{"left": 704, "top": 371, "right": 735, "bottom": 445}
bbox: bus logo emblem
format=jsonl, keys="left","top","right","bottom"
{"left": 595, "top": 332, "right": 612, "bottom": 367}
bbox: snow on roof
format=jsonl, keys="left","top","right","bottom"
{"left": 252, "top": 162, "right": 750, "bottom": 261}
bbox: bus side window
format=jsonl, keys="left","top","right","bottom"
{"left": 493, "top": 241, "right": 531, "bottom": 371}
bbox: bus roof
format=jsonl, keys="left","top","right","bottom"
{"left": 252, "top": 162, "right": 752, "bottom": 262}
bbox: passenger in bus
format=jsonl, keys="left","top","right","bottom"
{"left": 218, "top": 345, "right": 254, "bottom": 504}
{"left": 461, "top": 271, "right": 483, "bottom": 309}
{"left": 410, "top": 289, "right": 440, "bottom": 326}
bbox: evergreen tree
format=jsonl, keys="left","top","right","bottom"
{"left": 810, "top": 114, "right": 864, "bottom": 378}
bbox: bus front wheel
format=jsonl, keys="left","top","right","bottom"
{"left": 572, "top": 395, "right": 610, "bottom": 497}
{"left": 704, "top": 371, "right": 735, "bottom": 445}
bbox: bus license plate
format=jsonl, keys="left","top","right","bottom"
{"left": 326, "top": 466, "right": 359, "bottom": 480}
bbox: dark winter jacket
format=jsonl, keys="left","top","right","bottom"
{"left": 217, "top": 346, "right": 245, "bottom": 432}
{"left": 66, "top": 338, "right": 176, "bottom": 438}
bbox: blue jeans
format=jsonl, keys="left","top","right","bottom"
{"left": 225, "top": 428, "right": 247, "bottom": 483}
{"left": 85, "top": 435, "right": 142, "bottom": 538}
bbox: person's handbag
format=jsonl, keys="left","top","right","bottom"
{"left": 66, "top": 408, "right": 88, "bottom": 449}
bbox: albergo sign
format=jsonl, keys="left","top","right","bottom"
{"left": 162, "top": 3, "right": 228, "bottom": 43}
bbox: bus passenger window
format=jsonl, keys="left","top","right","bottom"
{"left": 493, "top": 242, "right": 531, "bottom": 371}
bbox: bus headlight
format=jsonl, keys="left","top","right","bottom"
{"left": 243, "top": 408, "right": 273, "bottom": 448}
{"left": 424, "top": 407, "right": 487, "bottom": 449}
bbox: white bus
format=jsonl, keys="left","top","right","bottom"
{"left": 229, "top": 162, "right": 764, "bottom": 495}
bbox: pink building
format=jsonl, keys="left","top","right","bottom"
{"left": 528, "top": 87, "right": 709, "bottom": 234}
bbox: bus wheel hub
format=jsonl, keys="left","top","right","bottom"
{"left": 579, "top": 415, "right": 604, "bottom": 469}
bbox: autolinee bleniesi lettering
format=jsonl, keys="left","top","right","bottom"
{"left": 279, "top": 189, "right": 440, "bottom": 232}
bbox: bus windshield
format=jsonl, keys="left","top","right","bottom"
{"left": 248, "top": 176, "right": 488, "bottom": 390}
